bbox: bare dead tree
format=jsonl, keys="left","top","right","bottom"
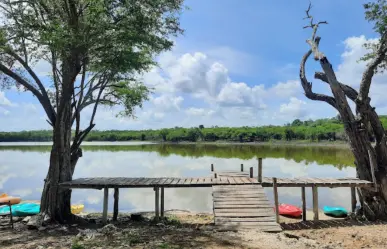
{"left": 300, "top": 2, "right": 387, "bottom": 220}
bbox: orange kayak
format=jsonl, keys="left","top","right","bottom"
{"left": 0, "top": 196, "right": 21, "bottom": 205}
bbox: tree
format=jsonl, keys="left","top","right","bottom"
{"left": 0, "top": 0, "right": 184, "bottom": 223}
{"left": 299, "top": 1, "right": 387, "bottom": 220}
{"left": 291, "top": 119, "right": 303, "bottom": 126}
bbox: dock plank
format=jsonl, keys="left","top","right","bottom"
{"left": 60, "top": 176, "right": 373, "bottom": 189}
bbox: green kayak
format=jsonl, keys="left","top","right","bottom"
{"left": 323, "top": 206, "right": 348, "bottom": 218}
{"left": 0, "top": 203, "right": 40, "bottom": 217}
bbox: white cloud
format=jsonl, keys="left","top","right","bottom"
{"left": 151, "top": 95, "right": 184, "bottom": 112}
{"left": 0, "top": 107, "right": 10, "bottom": 116}
{"left": 205, "top": 46, "right": 257, "bottom": 76}
{"left": 279, "top": 97, "right": 307, "bottom": 119}
{"left": 185, "top": 107, "right": 215, "bottom": 117}
{"left": 270, "top": 80, "right": 301, "bottom": 98}
{"left": 0, "top": 91, "right": 12, "bottom": 106}
{"left": 217, "top": 82, "right": 267, "bottom": 109}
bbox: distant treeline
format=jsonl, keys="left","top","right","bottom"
{"left": 2, "top": 116, "right": 387, "bottom": 142}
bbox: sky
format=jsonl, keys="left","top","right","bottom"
{"left": 1, "top": 0, "right": 387, "bottom": 131}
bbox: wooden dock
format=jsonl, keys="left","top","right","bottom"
{"left": 59, "top": 159, "right": 375, "bottom": 231}
{"left": 212, "top": 185, "right": 281, "bottom": 232}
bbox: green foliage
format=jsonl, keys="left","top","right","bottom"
{"left": 361, "top": 0, "right": 387, "bottom": 72}
{"left": 3, "top": 116, "right": 387, "bottom": 143}
{"left": 0, "top": 0, "right": 185, "bottom": 128}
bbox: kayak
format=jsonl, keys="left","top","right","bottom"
{"left": 13, "top": 203, "right": 40, "bottom": 217}
{"left": 323, "top": 206, "right": 348, "bottom": 218}
{"left": 0, "top": 202, "right": 85, "bottom": 216}
{"left": 71, "top": 204, "right": 85, "bottom": 214}
{"left": 0, "top": 203, "right": 39, "bottom": 216}
{"left": 278, "top": 204, "right": 302, "bottom": 217}
{"left": 0, "top": 196, "right": 21, "bottom": 205}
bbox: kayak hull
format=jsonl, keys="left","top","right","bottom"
{"left": 13, "top": 203, "right": 40, "bottom": 217}
{"left": 0, "top": 203, "right": 39, "bottom": 216}
{"left": 0, "top": 196, "right": 21, "bottom": 205}
{"left": 0, "top": 202, "right": 85, "bottom": 216}
{"left": 323, "top": 206, "right": 348, "bottom": 218}
{"left": 71, "top": 204, "right": 85, "bottom": 214}
{"left": 278, "top": 204, "right": 302, "bottom": 218}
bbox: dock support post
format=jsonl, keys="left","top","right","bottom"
{"left": 161, "top": 187, "right": 165, "bottom": 217}
{"left": 155, "top": 187, "right": 160, "bottom": 220}
{"left": 301, "top": 187, "right": 306, "bottom": 221}
{"left": 113, "top": 188, "right": 119, "bottom": 221}
{"left": 241, "top": 163, "right": 244, "bottom": 172}
{"left": 312, "top": 186, "right": 319, "bottom": 221}
{"left": 102, "top": 187, "right": 109, "bottom": 224}
{"left": 273, "top": 177, "right": 279, "bottom": 223}
{"left": 351, "top": 187, "right": 357, "bottom": 212}
{"left": 249, "top": 167, "right": 253, "bottom": 178}
{"left": 211, "top": 164, "right": 214, "bottom": 172}
{"left": 258, "top": 158, "right": 262, "bottom": 183}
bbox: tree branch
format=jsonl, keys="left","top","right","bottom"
{"left": 299, "top": 49, "right": 337, "bottom": 108}
{"left": 4, "top": 48, "right": 56, "bottom": 123}
{"left": 314, "top": 71, "right": 359, "bottom": 101}
{"left": 303, "top": 2, "right": 328, "bottom": 42}
{"left": 0, "top": 62, "right": 56, "bottom": 124}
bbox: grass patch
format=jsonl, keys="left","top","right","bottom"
{"left": 158, "top": 242, "right": 183, "bottom": 249}
{"left": 71, "top": 241, "right": 85, "bottom": 249}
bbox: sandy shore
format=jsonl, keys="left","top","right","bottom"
{"left": 1, "top": 210, "right": 386, "bottom": 249}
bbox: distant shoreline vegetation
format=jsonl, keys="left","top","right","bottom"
{"left": 1, "top": 116, "right": 387, "bottom": 143}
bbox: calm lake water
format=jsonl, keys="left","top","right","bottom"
{"left": 0, "top": 142, "right": 356, "bottom": 213}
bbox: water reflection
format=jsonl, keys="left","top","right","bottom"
{"left": 0, "top": 142, "right": 356, "bottom": 213}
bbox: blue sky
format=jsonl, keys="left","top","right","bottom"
{"left": 1, "top": 0, "right": 386, "bottom": 131}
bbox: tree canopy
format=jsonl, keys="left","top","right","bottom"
{"left": 4, "top": 116, "right": 387, "bottom": 143}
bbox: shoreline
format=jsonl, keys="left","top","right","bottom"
{"left": 0, "top": 140, "right": 351, "bottom": 149}
{"left": 2, "top": 209, "right": 387, "bottom": 249}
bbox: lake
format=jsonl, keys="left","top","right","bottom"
{"left": 0, "top": 142, "right": 356, "bottom": 213}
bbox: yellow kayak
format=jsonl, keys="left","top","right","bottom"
{"left": 71, "top": 204, "right": 84, "bottom": 214}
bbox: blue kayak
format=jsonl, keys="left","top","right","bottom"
{"left": 0, "top": 203, "right": 40, "bottom": 217}
{"left": 323, "top": 206, "right": 348, "bottom": 217}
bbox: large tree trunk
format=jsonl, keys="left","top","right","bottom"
{"left": 318, "top": 57, "right": 387, "bottom": 221}
{"left": 40, "top": 99, "right": 73, "bottom": 223}
{"left": 39, "top": 55, "right": 82, "bottom": 223}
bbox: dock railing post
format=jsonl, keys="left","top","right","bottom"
{"left": 273, "top": 177, "right": 279, "bottom": 223}
{"left": 113, "top": 188, "right": 119, "bottom": 221}
{"left": 241, "top": 163, "right": 244, "bottom": 172}
{"left": 211, "top": 163, "right": 214, "bottom": 172}
{"left": 312, "top": 186, "right": 319, "bottom": 221}
{"left": 351, "top": 187, "right": 357, "bottom": 213}
{"left": 258, "top": 158, "right": 262, "bottom": 183}
{"left": 249, "top": 167, "right": 253, "bottom": 178}
{"left": 155, "top": 187, "right": 160, "bottom": 220}
{"left": 161, "top": 187, "right": 165, "bottom": 218}
{"left": 301, "top": 187, "right": 306, "bottom": 221}
{"left": 102, "top": 187, "right": 109, "bottom": 225}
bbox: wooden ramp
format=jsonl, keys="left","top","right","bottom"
{"left": 212, "top": 184, "right": 281, "bottom": 232}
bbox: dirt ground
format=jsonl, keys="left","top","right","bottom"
{"left": 1, "top": 210, "right": 387, "bottom": 249}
